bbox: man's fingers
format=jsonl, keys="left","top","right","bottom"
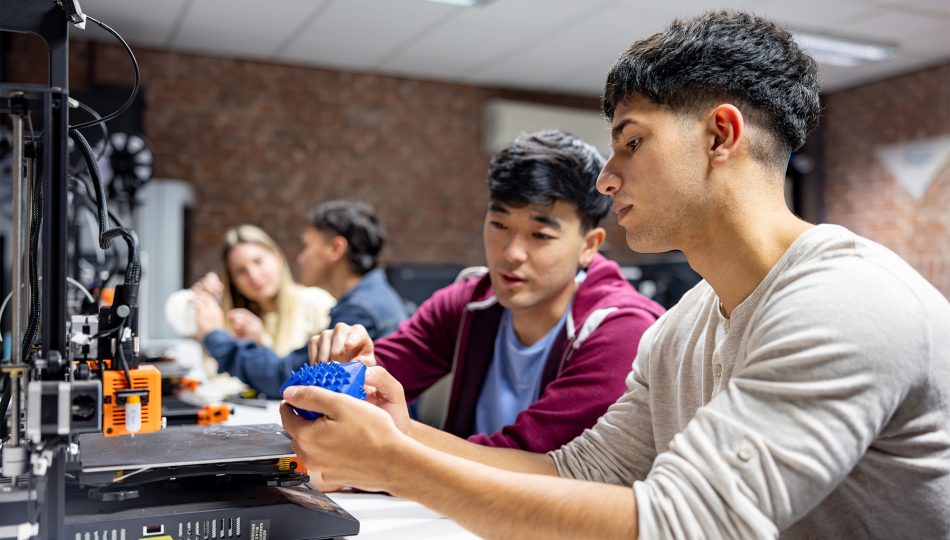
{"left": 282, "top": 385, "right": 346, "bottom": 420}
{"left": 317, "top": 332, "right": 333, "bottom": 363}
{"left": 309, "top": 324, "right": 374, "bottom": 365}
{"left": 329, "top": 324, "right": 358, "bottom": 361}
{"left": 364, "top": 366, "right": 402, "bottom": 399}
{"left": 309, "top": 474, "right": 345, "bottom": 493}
{"left": 308, "top": 335, "right": 320, "bottom": 366}
{"left": 355, "top": 356, "right": 377, "bottom": 367}
{"left": 363, "top": 385, "right": 380, "bottom": 405}
{"left": 328, "top": 329, "right": 347, "bottom": 360}
{"left": 345, "top": 324, "right": 369, "bottom": 348}
{"left": 334, "top": 324, "right": 373, "bottom": 362}
{"left": 364, "top": 365, "right": 392, "bottom": 385}
{"left": 309, "top": 332, "right": 334, "bottom": 365}
{"left": 279, "top": 401, "right": 310, "bottom": 433}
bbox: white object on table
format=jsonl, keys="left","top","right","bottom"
{"left": 164, "top": 289, "right": 198, "bottom": 337}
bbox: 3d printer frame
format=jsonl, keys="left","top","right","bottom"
{"left": 0, "top": 2, "right": 72, "bottom": 538}
{"left": 1, "top": 5, "right": 360, "bottom": 540}
{"left": 0, "top": 2, "right": 153, "bottom": 538}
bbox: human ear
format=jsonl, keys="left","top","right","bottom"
{"left": 579, "top": 227, "right": 606, "bottom": 267}
{"left": 706, "top": 104, "right": 744, "bottom": 165}
{"left": 329, "top": 235, "right": 349, "bottom": 263}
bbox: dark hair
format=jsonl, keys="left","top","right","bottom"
{"left": 307, "top": 200, "right": 384, "bottom": 275}
{"left": 488, "top": 129, "right": 610, "bottom": 231}
{"left": 602, "top": 11, "right": 821, "bottom": 168}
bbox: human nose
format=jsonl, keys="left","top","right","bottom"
{"left": 246, "top": 263, "right": 263, "bottom": 284}
{"left": 597, "top": 159, "right": 621, "bottom": 196}
{"left": 502, "top": 235, "right": 528, "bottom": 265}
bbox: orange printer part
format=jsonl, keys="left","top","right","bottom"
{"left": 101, "top": 364, "right": 162, "bottom": 437}
{"left": 196, "top": 403, "right": 231, "bottom": 425}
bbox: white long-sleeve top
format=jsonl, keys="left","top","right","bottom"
{"left": 551, "top": 224, "right": 950, "bottom": 539}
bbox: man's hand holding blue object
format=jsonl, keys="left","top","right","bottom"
{"left": 280, "top": 366, "right": 416, "bottom": 492}
{"left": 279, "top": 362, "right": 368, "bottom": 419}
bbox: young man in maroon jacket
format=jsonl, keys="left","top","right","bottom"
{"left": 310, "top": 129, "right": 663, "bottom": 452}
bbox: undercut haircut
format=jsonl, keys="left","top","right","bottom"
{"left": 307, "top": 200, "right": 385, "bottom": 275}
{"left": 602, "top": 11, "right": 821, "bottom": 169}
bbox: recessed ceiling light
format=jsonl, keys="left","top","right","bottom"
{"left": 423, "top": 0, "right": 493, "bottom": 6}
{"left": 793, "top": 31, "right": 898, "bottom": 67}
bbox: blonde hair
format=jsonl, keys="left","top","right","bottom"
{"left": 219, "top": 224, "right": 298, "bottom": 353}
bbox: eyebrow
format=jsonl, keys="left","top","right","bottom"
{"left": 489, "top": 202, "right": 561, "bottom": 230}
{"left": 532, "top": 215, "right": 561, "bottom": 229}
{"left": 611, "top": 118, "right": 639, "bottom": 142}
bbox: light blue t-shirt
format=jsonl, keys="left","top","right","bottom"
{"left": 474, "top": 308, "right": 569, "bottom": 436}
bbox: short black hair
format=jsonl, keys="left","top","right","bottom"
{"left": 488, "top": 129, "right": 610, "bottom": 231}
{"left": 307, "top": 200, "right": 384, "bottom": 275}
{"left": 602, "top": 11, "right": 821, "bottom": 168}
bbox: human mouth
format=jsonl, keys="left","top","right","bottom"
{"left": 251, "top": 283, "right": 270, "bottom": 293}
{"left": 613, "top": 203, "right": 633, "bottom": 221}
{"left": 500, "top": 272, "right": 527, "bottom": 289}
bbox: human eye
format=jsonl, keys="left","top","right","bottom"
{"left": 489, "top": 221, "right": 507, "bottom": 230}
{"left": 626, "top": 137, "right": 641, "bottom": 152}
{"left": 532, "top": 232, "right": 555, "bottom": 241}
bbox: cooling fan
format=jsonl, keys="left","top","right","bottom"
{"left": 99, "top": 131, "right": 154, "bottom": 201}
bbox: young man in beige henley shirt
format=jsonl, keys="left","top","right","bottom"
{"left": 279, "top": 11, "right": 950, "bottom": 539}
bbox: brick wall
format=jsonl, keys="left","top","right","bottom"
{"left": 823, "top": 63, "right": 950, "bottom": 297}
{"left": 7, "top": 34, "right": 627, "bottom": 283}
{"left": 8, "top": 35, "right": 948, "bottom": 296}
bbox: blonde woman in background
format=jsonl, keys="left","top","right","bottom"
{"left": 190, "top": 225, "right": 335, "bottom": 371}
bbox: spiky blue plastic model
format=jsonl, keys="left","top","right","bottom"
{"left": 280, "top": 362, "right": 367, "bottom": 420}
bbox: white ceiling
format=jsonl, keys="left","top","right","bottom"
{"left": 73, "top": 0, "right": 950, "bottom": 96}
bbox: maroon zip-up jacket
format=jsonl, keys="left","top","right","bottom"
{"left": 375, "top": 254, "right": 664, "bottom": 452}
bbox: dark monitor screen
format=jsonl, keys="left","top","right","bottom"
{"left": 385, "top": 265, "right": 465, "bottom": 314}
{"left": 620, "top": 261, "right": 701, "bottom": 309}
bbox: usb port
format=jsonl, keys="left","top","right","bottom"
{"left": 142, "top": 524, "right": 164, "bottom": 536}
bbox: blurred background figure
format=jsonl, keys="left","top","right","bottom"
{"left": 195, "top": 201, "right": 408, "bottom": 398}
{"left": 189, "top": 224, "right": 335, "bottom": 368}
{"left": 295, "top": 200, "right": 408, "bottom": 340}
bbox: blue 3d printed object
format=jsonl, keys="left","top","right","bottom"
{"left": 280, "top": 362, "right": 368, "bottom": 419}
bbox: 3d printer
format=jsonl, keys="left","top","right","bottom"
{"left": 0, "top": 3, "right": 358, "bottom": 538}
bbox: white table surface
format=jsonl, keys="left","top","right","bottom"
{"left": 326, "top": 492, "right": 479, "bottom": 540}
{"left": 223, "top": 399, "right": 479, "bottom": 539}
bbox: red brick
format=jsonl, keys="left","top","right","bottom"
{"left": 8, "top": 35, "right": 948, "bottom": 298}
{"left": 824, "top": 63, "right": 950, "bottom": 297}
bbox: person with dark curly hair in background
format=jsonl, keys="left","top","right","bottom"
{"left": 281, "top": 11, "right": 950, "bottom": 539}
{"left": 200, "top": 199, "right": 408, "bottom": 397}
